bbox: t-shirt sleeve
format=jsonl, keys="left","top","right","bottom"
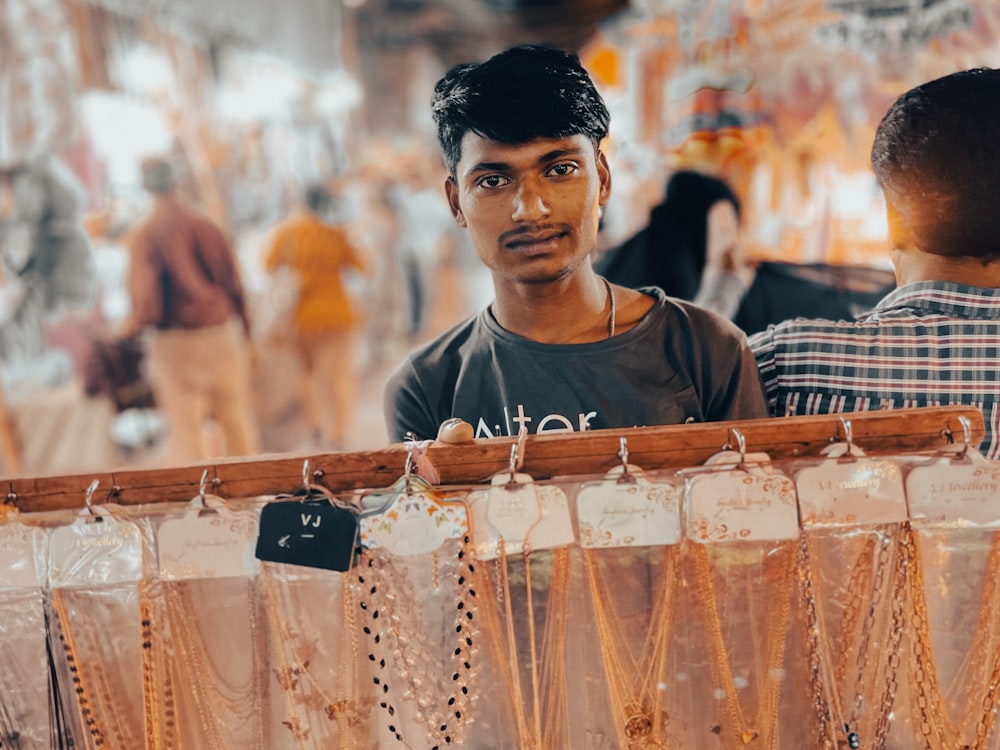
{"left": 382, "top": 358, "right": 441, "bottom": 443}
{"left": 690, "top": 307, "right": 768, "bottom": 422}
{"left": 711, "top": 335, "right": 769, "bottom": 421}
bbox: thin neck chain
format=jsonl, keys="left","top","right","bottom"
{"left": 602, "top": 276, "right": 616, "bottom": 339}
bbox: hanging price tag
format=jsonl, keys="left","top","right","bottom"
{"left": 906, "top": 449, "right": 1000, "bottom": 528}
{"left": 795, "top": 455, "right": 907, "bottom": 527}
{"left": 360, "top": 481, "right": 468, "bottom": 556}
{"left": 0, "top": 520, "right": 45, "bottom": 587}
{"left": 471, "top": 478, "right": 574, "bottom": 559}
{"left": 48, "top": 510, "right": 144, "bottom": 587}
{"left": 158, "top": 499, "right": 259, "bottom": 580}
{"left": 686, "top": 467, "right": 800, "bottom": 542}
{"left": 576, "top": 466, "right": 682, "bottom": 548}
{"left": 254, "top": 494, "right": 358, "bottom": 572}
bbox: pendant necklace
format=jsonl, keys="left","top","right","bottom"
{"left": 583, "top": 544, "right": 678, "bottom": 748}
{"left": 261, "top": 566, "right": 373, "bottom": 749}
{"left": 691, "top": 541, "right": 795, "bottom": 749}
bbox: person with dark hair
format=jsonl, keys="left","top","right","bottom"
{"left": 750, "top": 68, "right": 1000, "bottom": 458}
{"left": 383, "top": 44, "right": 766, "bottom": 442}
{"left": 264, "top": 182, "right": 369, "bottom": 450}
{"left": 124, "top": 156, "right": 259, "bottom": 463}
{"left": 595, "top": 169, "right": 745, "bottom": 304}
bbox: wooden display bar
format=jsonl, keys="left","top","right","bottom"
{"left": 3, "top": 406, "right": 984, "bottom": 513}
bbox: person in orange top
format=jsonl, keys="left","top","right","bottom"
{"left": 264, "top": 183, "right": 368, "bottom": 450}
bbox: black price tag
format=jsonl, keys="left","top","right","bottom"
{"left": 255, "top": 492, "right": 358, "bottom": 572}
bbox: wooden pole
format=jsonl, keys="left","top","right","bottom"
{"left": 3, "top": 405, "right": 984, "bottom": 514}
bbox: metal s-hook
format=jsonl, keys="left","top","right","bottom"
{"left": 403, "top": 441, "right": 417, "bottom": 495}
{"left": 84, "top": 479, "right": 100, "bottom": 517}
{"left": 198, "top": 469, "right": 209, "bottom": 507}
{"left": 958, "top": 415, "right": 972, "bottom": 457}
{"left": 509, "top": 425, "right": 528, "bottom": 477}
{"left": 302, "top": 458, "right": 315, "bottom": 495}
{"left": 728, "top": 428, "right": 747, "bottom": 465}
{"left": 839, "top": 416, "right": 853, "bottom": 455}
{"left": 617, "top": 436, "right": 636, "bottom": 484}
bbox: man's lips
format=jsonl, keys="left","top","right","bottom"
{"left": 504, "top": 231, "right": 566, "bottom": 252}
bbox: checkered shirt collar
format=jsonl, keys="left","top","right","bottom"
{"left": 867, "top": 280, "right": 1000, "bottom": 321}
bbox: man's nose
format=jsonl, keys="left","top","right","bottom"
{"left": 511, "top": 178, "right": 551, "bottom": 222}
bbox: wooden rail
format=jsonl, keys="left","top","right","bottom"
{"left": 3, "top": 406, "right": 984, "bottom": 514}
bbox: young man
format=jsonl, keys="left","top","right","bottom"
{"left": 750, "top": 68, "right": 1000, "bottom": 458}
{"left": 383, "top": 45, "right": 767, "bottom": 443}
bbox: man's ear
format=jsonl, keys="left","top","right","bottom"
{"left": 445, "top": 176, "right": 466, "bottom": 227}
{"left": 597, "top": 149, "right": 612, "bottom": 207}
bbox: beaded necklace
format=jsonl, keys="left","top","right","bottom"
{"left": 357, "top": 535, "right": 478, "bottom": 749}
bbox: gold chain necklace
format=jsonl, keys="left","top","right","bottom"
{"left": 903, "top": 524, "right": 1000, "bottom": 749}
{"left": 161, "top": 578, "right": 264, "bottom": 750}
{"left": 799, "top": 525, "right": 907, "bottom": 750}
{"left": 583, "top": 545, "right": 678, "bottom": 749}
{"left": 602, "top": 276, "right": 616, "bottom": 339}
{"left": 50, "top": 588, "right": 143, "bottom": 749}
{"left": 357, "top": 536, "right": 478, "bottom": 749}
{"left": 473, "top": 541, "right": 572, "bottom": 749}
{"left": 690, "top": 541, "right": 795, "bottom": 748}
{"left": 261, "top": 565, "right": 373, "bottom": 749}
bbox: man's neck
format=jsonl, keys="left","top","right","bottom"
{"left": 491, "top": 269, "right": 611, "bottom": 344}
{"left": 892, "top": 247, "right": 1000, "bottom": 288}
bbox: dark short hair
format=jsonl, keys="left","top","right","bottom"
{"left": 140, "top": 157, "right": 175, "bottom": 195}
{"left": 431, "top": 44, "right": 610, "bottom": 174}
{"left": 870, "top": 67, "right": 1000, "bottom": 260}
{"left": 304, "top": 183, "right": 331, "bottom": 214}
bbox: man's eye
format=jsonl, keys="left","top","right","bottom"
{"left": 548, "top": 163, "right": 578, "bottom": 177}
{"left": 477, "top": 175, "right": 510, "bottom": 188}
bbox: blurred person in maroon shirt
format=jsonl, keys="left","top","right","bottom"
{"left": 122, "top": 157, "right": 259, "bottom": 463}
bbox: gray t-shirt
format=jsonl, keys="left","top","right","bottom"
{"left": 383, "top": 287, "right": 767, "bottom": 442}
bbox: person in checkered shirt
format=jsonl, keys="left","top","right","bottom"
{"left": 749, "top": 68, "right": 1000, "bottom": 459}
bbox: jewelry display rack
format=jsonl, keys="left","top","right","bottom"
{"left": 3, "top": 405, "right": 984, "bottom": 513}
{"left": 1, "top": 404, "right": 993, "bottom": 750}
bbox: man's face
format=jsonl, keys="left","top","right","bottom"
{"left": 445, "top": 133, "right": 610, "bottom": 285}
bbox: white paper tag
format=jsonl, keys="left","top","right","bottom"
{"left": 795, "top": 457, "right": 907, "bottom": 527}
{"left": 49, "top": 513, "right": 143, "bottom": 587}
{"left": 158, "top": 507, "right": 259, "bottom": 580}
{"left": 472, "top": 481, "right": 574, "bottom": 559}
{"left": 0, "top": 521, "right": 45, "bottom": 587}
{"left": 686, "top": 468, "right": 800, "bottom": 542}
{"left": 486, "top": 472, "right": 541, "bottom": 548}
{"left": 576, "top": 467, "right": 682, "bottom": 548}
{"left": 360, "top": 488, "right": 468, "bottom": 556}
{"left": 906, "top": 453, "right": 1000, "bottom": 528}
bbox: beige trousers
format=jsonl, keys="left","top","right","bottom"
{"left": 147, "top": 318, "right": 260, "bottom": 464}
{"left": 297, "top": 328, "right": 359, "bottom": 449}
